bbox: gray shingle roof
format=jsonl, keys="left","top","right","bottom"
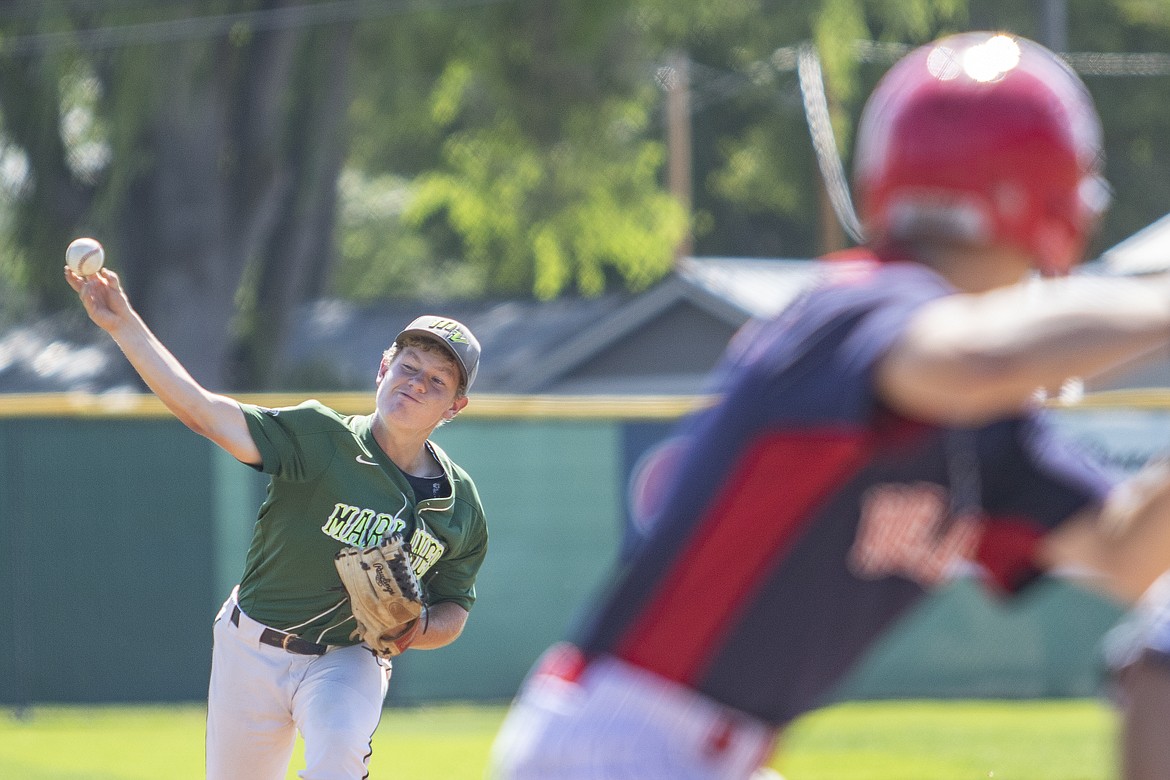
{"left": 676, "top": 256, "right": 825, "bottom": 318}
{"left": 1, "top": 257, "right": 827, "bottom": 395}
{"left": 11, "top": 251, "right": 1160, "bottom": 396}
{"left": 0, "top": 313, "right": 140, "bottom": 394}
{"left": 276, "top": 295, "right": 632, "bottom": 393}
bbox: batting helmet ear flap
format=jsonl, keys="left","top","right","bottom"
{"left": 854, "top": 32, "right": 1108, "bottom": 275}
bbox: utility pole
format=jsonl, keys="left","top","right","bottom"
{"left": 666, "top": 51, "right": 694, "bottom": 261}
{"left": 1038, "top": 0, "right": 1068, "bottom": 52}
{"left": 816, "top": 164, "right": 847, "bottom": 255}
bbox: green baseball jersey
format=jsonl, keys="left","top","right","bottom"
{"left": 234, "top": 400, "right": 488, "bottom": 646}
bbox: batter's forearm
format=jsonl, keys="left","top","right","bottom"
{"left": 880, "top": 275, "right": 1170, "bottom": 425}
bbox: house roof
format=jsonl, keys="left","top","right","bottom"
{"left": 0, "top": 312, "right": 141, "bottom": 394}
{"left": 271, "top": 257, "right": 824, "bottom": 395}
{"left": 506, "top": 257, "right": 823, "bottom": 394}
{"left": 10, "top": 247, "right": 1163, "bottom": 397}
{"left": 675, "top": 256, "right": 825, "bottom": 318}
{"left": 0, "top": 257, "right": 855, "bottom": 396}
{"left": 276, "top": 295, "right": 632, "bottom": 393}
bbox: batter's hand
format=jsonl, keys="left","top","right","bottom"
{"left": 64, "top": 267, "right": 135, "bottom": 335}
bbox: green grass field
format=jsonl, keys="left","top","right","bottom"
{"left": 0, "top": 698, "right": 1117, "bottom": 779}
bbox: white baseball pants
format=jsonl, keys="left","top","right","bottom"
{"left": 206, "top": 590, "right": 391, "bottom": 780}
{"left": 488, "top": 644, "right": 778, "bottom": 780}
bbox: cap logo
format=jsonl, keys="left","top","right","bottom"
{"left": 398, "top": 315, "right": 479, "bottom": 390}
{"left": 429, "top": 319, "right": 470, "bottom": 345}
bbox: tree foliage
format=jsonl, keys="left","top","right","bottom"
{"left": 1, "top": 1, "right": 1169, "bottom": 389}
{"left": 0, "top": 1, "right": 355, "bottom": 388}
{"left": 340, "top": 0, "right": 687, "bottom": 300}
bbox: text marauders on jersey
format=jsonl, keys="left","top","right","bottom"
{"left": 322, "top": 500, "right": 448, "bottom": 576}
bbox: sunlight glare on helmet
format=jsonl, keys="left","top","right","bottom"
{"left": 926, "top": 46, "right": 961, "bottom": 80}
{"left": 961, "top": 34, "right": 1022, "bottom": 82}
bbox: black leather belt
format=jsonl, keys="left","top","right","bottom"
{"left": 231, "top": 605, "right": 328, "bottom": 656}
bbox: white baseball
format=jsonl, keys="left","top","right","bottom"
{"left": 66, "top": 237, "right": 105, "bottom": 276}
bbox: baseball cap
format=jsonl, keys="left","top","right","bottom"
{"left": 394, "top": 315, "right": 481, "bottom": 391}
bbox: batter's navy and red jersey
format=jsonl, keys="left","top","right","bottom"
{"left": 574, "top": 258, "right": 1112, "bottom": 728}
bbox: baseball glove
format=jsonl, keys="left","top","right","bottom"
{"left": 334, "top": 534, "right": 425, "bottom": 657}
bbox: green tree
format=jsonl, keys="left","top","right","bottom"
{"left": 334, "top": 0, "right": 967, "bottom": 300}
{"left": 0, "top": 1, "right": 354, "bottom": 389}
{"left": 636, "top": 0, "right": 1170, "bottom": 261}
{"left": 3, "top": 0, "right": 1170, "bottom": 393}
{"left": 624, "top": 0, "right": 969, "bottom": 258}
{"left": 1072, "top": 0, "right": 1170, "bottom": 254}
{"left": 340, "top": 0, "right": 687, "bottom": 301}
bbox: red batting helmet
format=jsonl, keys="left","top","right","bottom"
{"left": 853, "top": 32, "right": 1110, "bottom": 275}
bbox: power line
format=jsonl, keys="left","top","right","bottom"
{"left": 845, "top": 40, "right": 1170, "bottom": 77}
{"left": 0, "top": 0, "right": 511, "bottom": 57}
{"left": 777, "top": 38, "right": 1170, "bottom": 247}
{"left": 1062, "top": 51, "right": 1170, "bottom": 77}
{"left": 653, "top": 37, "right": 1170, "bottom": 246}
{"left": 671, "top": 36, "right": 1170, "bottom": 118}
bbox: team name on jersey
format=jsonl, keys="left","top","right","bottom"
{"left": 408, "top": 527, "right": 446, "bottom": 574}
{"left": 849, "top": 482, "right": 980, "bottom": 587}
{"left": 321, "top": 501, "right": 447, "bottom": 576}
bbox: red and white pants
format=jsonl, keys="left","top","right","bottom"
{"left": 489, "top": 644, "right": 779, "bottom": 780}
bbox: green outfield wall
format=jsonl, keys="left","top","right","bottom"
{"left": 1, "top": 391, "right": 1168, "bottom": 707}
